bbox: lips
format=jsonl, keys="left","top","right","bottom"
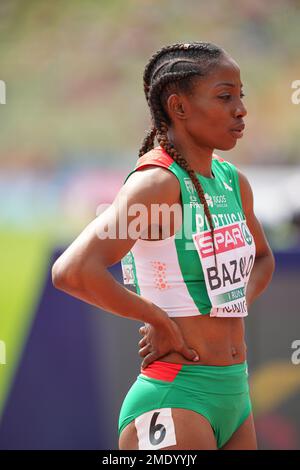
{"left": 231, "top": 123, "right": 245, "bottom": 132}
{"left": 230, "top": 123, "right": 245, "bottom": 138}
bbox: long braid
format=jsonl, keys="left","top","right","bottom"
{"left": 139, "top": 124, "right": 156, "bottom": 157}
{"left": 149, "top": 71, "right": 218, "bottom": 268}
{"left": 139, "top": 43, "right": 199, "bottom": 155}
{"left": 138, "top": 41, "right": 224, "bottom": 268}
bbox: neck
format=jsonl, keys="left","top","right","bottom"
{"left": 167, "top": 128, "right": 214, "bottom": 178}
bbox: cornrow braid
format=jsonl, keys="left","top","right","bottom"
{"left": 140, "top": 42, "right": 213, "bottom": 152}
{"left": 143, "top": 43, "right": 197, "bottom": 102}
{"left": 139, "top": 124, "right": 157, "bottom": 158}
{"left": 148, "top": 70, "right": 218, "bottom": 268}
{"left": 139, "top": 41, "right": 224, "bottom": 268}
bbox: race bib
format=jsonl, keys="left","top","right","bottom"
{"left": 192, "top": 220, "right": 256, "bottom": 317}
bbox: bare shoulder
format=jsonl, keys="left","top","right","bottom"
{"left": 52, "top": 165, "right": 182, "bottom": 276}
{"left": 122, "top": 165, "right": 181, "bottom": 206}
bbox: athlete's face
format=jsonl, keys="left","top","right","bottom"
{"left": 168, "top": 54, "right": 247, "bottom": 151}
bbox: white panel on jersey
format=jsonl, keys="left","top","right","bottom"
{"left": 135, "top": 408, "right": 176, "bottom": 450}
{"left": 131, "top": 237, "right": 201, "bottom": 317}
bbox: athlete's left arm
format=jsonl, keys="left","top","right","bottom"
{"left": 238, "top": 170, "right": 275, "bottom": 308}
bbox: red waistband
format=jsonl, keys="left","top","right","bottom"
{"left": 140, "top": 360, "right": 183, "bottom": 382}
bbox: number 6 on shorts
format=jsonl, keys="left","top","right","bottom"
{"left": 135, "top": 408, "right": 177, "bottom": 450}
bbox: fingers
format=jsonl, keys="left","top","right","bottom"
{"left": 180, "top": 344, "right": 199, "bottom": 362}
{"left": 138, "top": 336, "right": 147, "bottom": 348}
{"left": 138, "top": 343, "right": 152, "bottom": 357}
{"left": 139, "top": 326, "right": 146, "bottom": 336}
{"left": 141, "top": 351, "right": 158, "bottom": 370}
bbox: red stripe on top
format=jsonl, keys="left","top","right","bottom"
{"left": 134, "top": 146, "right": 226, "bottom": 171}
{"left": 140, "top": 360, "right": 183, "bottom": 382}
{"left": 135, "top": 146, "right": 174, "bottom": 171}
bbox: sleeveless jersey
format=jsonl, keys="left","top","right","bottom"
{"left": 120, "top": 146, "right": 256, "bottom": 317}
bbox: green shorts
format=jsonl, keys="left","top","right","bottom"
{"left": 118, "top": 360, "right": 252, "bottom": 449}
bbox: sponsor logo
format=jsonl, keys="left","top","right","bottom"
{"left": 184, "top": 179, "right": 228, "bottom": 208}
{"left": 189, "top": 201, "right": 202, "bottom": 208}
{"left": 204, "top": 193, "right": 213, "bottom": 208}
{"left": 122, "top": 264, "right": 134, "bottom": 284}
{"left": 195, "top": 223, "right": 246, "bottom": 257}
{"left": 241, "top": 222, "right": 253, "bottom": 245}
{"left": 184, "top": 178, "right": 198, "bottom": 202}
{"left": 213, "top": 194, "right": 227, "bottom": 208}
{"left": 121, "top": 253, "right": 135, "bottom": 285}
{"left": 205, "top": 192, "right": 228, "bottom": 208}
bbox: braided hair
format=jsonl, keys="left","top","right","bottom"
{"left": 139, "top": 41, "right": 224, "bottom": 267}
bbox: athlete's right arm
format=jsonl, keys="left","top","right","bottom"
{"left": 51, "top": 166, "right": 178, "bottom": 327}
{"left": 52, "top": 166, "right": 199, "bottom": 363}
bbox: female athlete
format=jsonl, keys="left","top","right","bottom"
{"left": 52, "top": 42, "right": 275, "bottom": 450}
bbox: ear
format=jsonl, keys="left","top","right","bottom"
{"left": 167, "top": 94, "right": 189, "bottom": 120}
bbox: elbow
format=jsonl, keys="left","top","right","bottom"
{"left": 51, "top": 258, "right": 79, "bottom": 293}
{"left": 51, "top": 259, "right": 66, "bottom": 290}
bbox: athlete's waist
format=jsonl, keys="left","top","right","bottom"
{"left": 151, "top": 347, "right": 247, "bottom": 367}
{"left": 139, "top": 359, "right": 249, "bottom": 394}
{"left": 141, "top": 359, "right": 248, "bottom": 372}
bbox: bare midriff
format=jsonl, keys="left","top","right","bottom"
{"left": 159, "top": 314, "right": 247, "bottom": 366}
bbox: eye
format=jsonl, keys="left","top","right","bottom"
{"left": 219, "top": 94, "right": 231, "bottom": 101}
{"left": 218, "top": 92, "right": 246, "bottom": 101}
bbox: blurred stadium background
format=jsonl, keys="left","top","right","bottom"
{"left": 0, "top": 0, "right": 300, "bottom": 450}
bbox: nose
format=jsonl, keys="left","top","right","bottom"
{"left": 234, "top": 99, "right": 247, "bottom": 118}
